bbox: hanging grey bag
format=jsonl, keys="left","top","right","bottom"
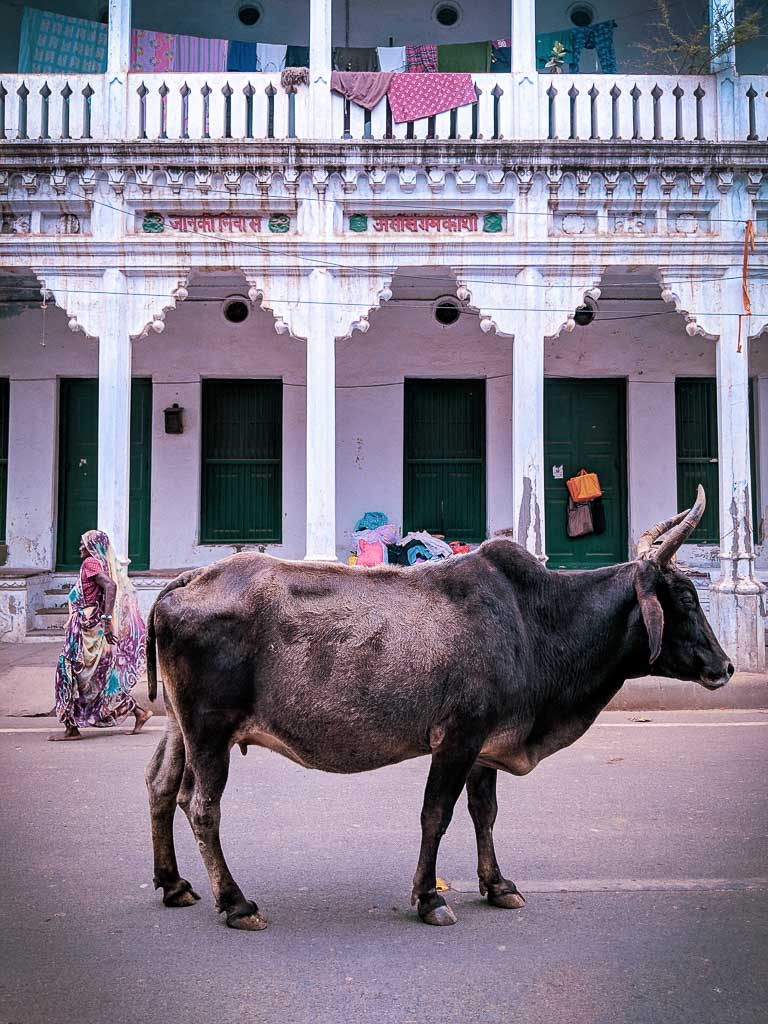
{"left": 567, "top": 495, "right": 594, "bottom": 538}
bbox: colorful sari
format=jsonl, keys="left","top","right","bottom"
{"left": 55, "top": 530, "right": 147, "bottom": 728}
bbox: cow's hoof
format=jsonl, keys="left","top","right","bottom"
{"left": 162, "top": 879, "right": 201, "bottom": 907}
{"left": 481, "top": 879, "right": 526, "bottom": 910}
{"left": 226, "top": 901, "right": 267, "bottom": 931}
{"left": 419, "top": 903, "right": 458, "bottom": 926}
{"left": 487, "top": 889, "right": 526, "bottom": 910}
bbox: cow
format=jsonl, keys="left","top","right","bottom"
{"left": 145, "top": 485, "right": 732, "bottom": 931}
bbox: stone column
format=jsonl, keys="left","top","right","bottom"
{"left": 709, "top": 294, "right": 764, "bottom": 671}
{"left": 509, "top": 0, "right": 538, "bottom": 140}
{"left": 97, "top": 269, "right": 132, "bottom": 564}
{"left": 660, "top": 270, "right": 765, "bottom": 671}
{"left": 455, "top": 265, "right": 603, "bottom": 561}
{"left": 309, "top": 0, "right": 333, "bottom": 138}
{"left": 510, "top": 310, "right": 546, "bottom": 558}
{"left": 304, "top": 271, "right": 337, "bottom": 560}
{"left": 106, "top": 0, "right": 131, "bottom": 139}
{"left": 510, "top": 0, "right": 536, "bottom": 75}
{"left": 709, "top": 0, "right": 736, "bottom": 72}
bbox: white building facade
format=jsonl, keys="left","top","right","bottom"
{"left": 0, "top": 0, "right": 767, "bottom": 670}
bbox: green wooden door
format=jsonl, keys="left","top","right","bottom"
{"left": 675, "top": 378, "right": 759, "bottom": 544}
{"left": 544, "top": 378, "right": 628, "bottom": 569}
{"left": 200, "top": 380, "right": 282, "bottom": 544}
{"left": 0, "top": 379, "right": 8, "bottom": 544}
{"left": 404, "top": 379, "right": 486, "bottom": 542}
{"left": 57, "top": 379, "right": 152, "bottom": 570}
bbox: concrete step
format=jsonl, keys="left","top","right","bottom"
{"left": 25, "top": 628, "right": 65, "bottom": 642}
{"left": 32, "top": 607, "right": 69, "bottom": 631}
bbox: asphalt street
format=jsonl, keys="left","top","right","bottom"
{"left": 1, "top": 710, "right": 766, "bottom": 1024}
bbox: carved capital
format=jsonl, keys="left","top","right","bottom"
{"left": 454, "top": 265, "right": 604, "bottom": 339}
{"left": 244, "top": 267, "right": 394, "bottom": 341}
{"left": 35, "top": 268, "right": 190, "bottom": 341}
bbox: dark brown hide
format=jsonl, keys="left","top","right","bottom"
{"left": 145, "top": 539, "right": 732, "bottom": 930}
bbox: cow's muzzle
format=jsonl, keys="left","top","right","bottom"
{"left": 699, "top": 662, "right": 735, "bottom": 690}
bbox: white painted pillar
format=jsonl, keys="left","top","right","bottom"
{"left": 511, "top": 311, "right": 546, "bottom": 559}
{"left": 709, "top": 0, "right": 736, "bottom": 72}
{"left": 106, "top": 0, "right": 131, "bottom": 139}
{"left": 308, "top": 0, "right": 333, "bottom": 139}
{"left": 510, "top": 0, "right": 537, "bottom": 74}
{"left": 305, "top": 271, "right": 337, "bottom": 560}
{"left": 509, "top": 0, "right": 539, "bottom": 140}
{"left": 709, "top": 295, "right": 765, "bottom": 671}
{"left": 97, "top": 269, "right": 132, "bottom": 564}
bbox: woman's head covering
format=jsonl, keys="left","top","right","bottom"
{"left": 80, "top": 529, "right": 142, "bottom": 641}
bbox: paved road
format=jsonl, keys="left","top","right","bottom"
{"left": 1, "top": 711, "right": 766, "bottom": 1024}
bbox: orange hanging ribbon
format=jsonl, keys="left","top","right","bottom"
{"left": 737, "top": 219, "right": 755, "bottom": 353}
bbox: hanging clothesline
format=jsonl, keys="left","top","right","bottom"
{"left": 17, "top": 6, "right": 618, "bottom": 77}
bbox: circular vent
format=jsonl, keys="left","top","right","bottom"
{"left": 434, "top": 3, "right": 461, "bottom": 28}
{"left": 223, "top": 297, "right": 250, "bottom": 323}
{"left": 434, "top": 298, "right": 461, "bottom": 326}
{"left": 568, "top": 3, "right": 595, "bottom": 28}
{"left": 238, "top": 4, "right": 262, "bottom": 26}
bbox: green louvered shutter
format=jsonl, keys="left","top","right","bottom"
{"left": 675, "top": 378, "right": 759, "bottom": 544}
{"left": 201, "top": 380, "right": 282, "bottom": 544}
{"left": 403, "top": 379, "right": 486, "bottom": 542}
{"left": 0, "top": 379, "right": 8, "bottom": 544}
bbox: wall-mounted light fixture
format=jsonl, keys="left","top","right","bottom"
{"left": 164, "top": 403, "right": 184, "bottom": 434}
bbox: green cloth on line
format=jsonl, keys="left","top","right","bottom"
{"left": 437, "top": 41, "right": 491, "bottom": 73}
{"left": 535, "top": 29, "right": 574, "bottom": 70}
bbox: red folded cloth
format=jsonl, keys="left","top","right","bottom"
{"left": 331, "top": 71, "right": 394, "bottom": 110}
{"left": 387, "top": 73, "right": 477, "bottom": 123}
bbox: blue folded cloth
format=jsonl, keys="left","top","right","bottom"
{"left": 354, "top": 511, "right": 388, "bottom": 532}
{"left": 227, "top": 41, "right": 258, "bottom": 72}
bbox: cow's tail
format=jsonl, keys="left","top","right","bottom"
{"left": 146, "top": 569, "right": 205, "bottom": 702}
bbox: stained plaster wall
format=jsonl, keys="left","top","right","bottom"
{"left": 1, "top": 290, "right": 767, "bottom": 570}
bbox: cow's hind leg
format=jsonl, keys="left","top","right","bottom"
{"left": 412, "top": 738, "right": 481, "bottom": 926}
{"left": 145, "top": 719, "right": 200, "bottom": 907}
{"left": 466, "top": 765, "right": 525, "bottom": 909}
{"left": 180, "top": 739, "right": 266, "bottom": 932}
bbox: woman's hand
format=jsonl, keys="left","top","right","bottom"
{"left": 105, "top": 627, "right": 118, "bottom": 645}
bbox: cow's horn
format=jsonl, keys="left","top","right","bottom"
{"left": 635, "top": 510, "right": 690, "bottom": 560}
{"left": 652, "top": 485, "right": 707, "bottom": 566}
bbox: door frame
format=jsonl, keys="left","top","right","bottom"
{"left": 543, "top": 376, "right": 628, "bottom": 569}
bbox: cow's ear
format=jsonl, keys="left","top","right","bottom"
{"left": 634, "top": 562, "right": 664, "bottom": 663}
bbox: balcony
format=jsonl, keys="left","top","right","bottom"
{"left": 0, "top": 70, "right": 766, "bottom": 144}
{"left": 0, "top": 0, "right": 765, "bottom": 147}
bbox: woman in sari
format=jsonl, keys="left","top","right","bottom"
{"left": 50, "top": 529, "right": 152, "bottom": 741}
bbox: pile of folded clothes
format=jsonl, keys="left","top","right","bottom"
{"left": 349, "top": 512, "right": 471, "bottom": 567}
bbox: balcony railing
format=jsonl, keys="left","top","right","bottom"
{"left": 0, "top": 72, "right": 766, "bottom": 144}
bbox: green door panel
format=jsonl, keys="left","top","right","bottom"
{"left": 57, "top": 379, "right": 152, "bottom": 571}
{"left": 128, "top": 379, "right": 152, "bottom": 569}
{"left": 544, "top": 378, "right": 628, "bottom": 569}
{"left": 675, "top": 378, "right": 759, "bottom": 545}
{"left": 404, "top": 379, "right": 486, "bottom": 542}
{"left": 200, "top": 380, "right": 282, "bottom": 544}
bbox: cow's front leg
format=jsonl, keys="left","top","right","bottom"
{"left": 466, "top": 764, "right": 525, "bottom": 909}
{"left": 412, "top": 740, "right": 480, "bottom": 926}
{"left": 181, "top": 740, "right": 266, "bottom": 932}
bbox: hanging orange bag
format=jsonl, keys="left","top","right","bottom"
{"left": 566, "top": 468, "right": 602, "bottom": 503}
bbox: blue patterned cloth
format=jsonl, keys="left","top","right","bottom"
{"left": 570, "top": 19, "right": 618, "bottom": 74}
{"left": 18, "top": 7, "right": 107, "bottom": 74}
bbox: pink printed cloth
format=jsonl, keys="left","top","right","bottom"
{"left": 387, "top": 73, "right": 477, "bottom": 123}
{"left": 175, "top": 33, "right": 228, "bottom": 73}
{"left": 131, "top": 29, "right": 176, "bottom": 72}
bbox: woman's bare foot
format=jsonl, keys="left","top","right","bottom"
{"left": 127, "top": 706, "right": 153, "bottom": 735}
{"left": 48, "top": 725, "right": 82, "bottom": 742}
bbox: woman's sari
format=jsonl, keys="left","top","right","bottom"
{"left": 55, "top": 530, "right": 147, "bottom": 728}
